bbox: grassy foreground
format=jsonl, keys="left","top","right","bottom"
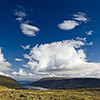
{"left": 0, "top": 86, "right": 100, "bottom": 100}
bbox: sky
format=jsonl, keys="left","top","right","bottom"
{"left": 0, "top": 0, "right": 100, "bottom": 81}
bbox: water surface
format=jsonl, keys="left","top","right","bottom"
{"left": 18, "top": 81, "right": 50, "bottom": 90}
{"left": 22, "top": 85, "right": 50, "bottom": 90}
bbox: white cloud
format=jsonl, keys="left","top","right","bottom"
{"left": 76, "top": 37, "right": 87, "bottom": 42}
{"left": 87, "top": 42, "right": 93, "bottom": 45}
{"left": 11, "top": 68, "right": 58, "bottom": 81}
{"left": 58, "top": 12, "right": 89, "bottom": 30}
{"left": 12, "top": 68, "right": 27, "bottom": 76}
{"left": 0, "top": 72, "right": 9, "bottom": 77}
{"left": 23, "top": 40, "right": 100, "bottom": 77}
{"left": 11, "top": 68, "right": 38, "bottom": 81}
{"left": 0, "top": 48, "right": 11, "bottom": 72}
{"left": 22, "top": 40, "right": 96, "bottom": 74}
{"left": 0, "top": 72, "right": 5, "bottom": 75}
{"left": 21, "top": 44, "right": 30, "bottom": 50}
{"left": 23, "top": 54, "right": 32, "bottom": 61}
{"left": 73, "top": 12, "right": 88, "bottom": 22}
{"left": 20, "top": 23, "right": 40, "bottom": 36}
{"left": 86, "top": 30, "right": 93, "bottom": 35}
{"left": 14, "top": 8, "right": 26, "bottom": 22}
{"left": 15, "top": 17, "right": 23, "bottom": 22}
{"left": 15, "top": 58, "right": 23, "bottom": 61}
{"left": 14, "top": 7, "right": 40, "bottom": 36}
{"left": 14, "top": 10, "right": 26, "bottom": 17}
{"left": 10, "top": 40, "right": 100, "bottom": 80}
{"left": 58, "top": 20, "right": 80, "bottom": 30}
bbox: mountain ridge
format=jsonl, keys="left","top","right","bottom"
{"left": 30, "top": 77, "right": 100, "bottom": 89}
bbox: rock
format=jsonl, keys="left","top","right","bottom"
{"left": 50, "top": 97, "right": 53, "bottom": 99}
{"left": 20, "top": 94, "right": 25, "bottom": 97}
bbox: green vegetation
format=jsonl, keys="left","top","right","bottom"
{"left": 0, "top": 75, "right": 23, "bottom": 89}
{"left": 0, "top": 86, "right": 100, "bottom": 100}
{"left": 0, "top": 76, "right": 100, "bottom": 99}
{"left": 30, "top": 77, "right": 100, "bottom": 89}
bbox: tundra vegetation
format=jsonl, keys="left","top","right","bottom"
{"left": 0, "top": 75, "right": 100, "bottom": 100}
{"left": 0, "top": 85, "right": 100, "bottom": 100}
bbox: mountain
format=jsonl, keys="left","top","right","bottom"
{"left": 30, "top": 77, "right": 100, "bottom": 89}
{"left": 0, "top": 75, "right": 23, "bottom": 89}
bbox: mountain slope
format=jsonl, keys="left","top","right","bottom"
{"left": 0, "top": 75, "right": 23, "bottom": 89}
{"left": 30, "top": 77, "right": 100, "bottom": 89}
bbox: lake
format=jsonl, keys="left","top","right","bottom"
{"left": 22, "top": 85, "right": 50, "bottom": 90}
{"left": 18, "top": 81, "right": 50, "bottom": 90}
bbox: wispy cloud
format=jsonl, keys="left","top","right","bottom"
{"left": 15, "top": 58, "right": 23, "bottom": 61}
{"left": 14, "top": 10, "right": 26, "bottom": 17}
{"left": 21, "top": 44, "right": 31, "bottom": 50}
{"left": 73, "top": 12, "right": 88, "bottom": 22}
{"left": 14, "top": 5, "right": 40, "bottom": 36}
{"left": 15, "top": 17, "right": 23, "bottom": 22}
{"left": 76, "top": 37, "right": 87, "bottom": 42}
{"left": 86, "top": 30, "right": 93, "bottom": 35}
{"left": 87, "top": 42, "right": 93, "bottom": 45}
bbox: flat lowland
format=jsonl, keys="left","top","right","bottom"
{"left": 0, "top": 86, "right": 100, "bottom": 100}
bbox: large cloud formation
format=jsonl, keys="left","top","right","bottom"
{"left": 23, "top": 40, "right": 100, "bottom": 75}
{"left": 0, "top": 48, "right": 11, "bottom": 72}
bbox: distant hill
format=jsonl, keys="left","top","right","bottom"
{"left": 0, "top": 75, "right": 23, "bottom": 89}
{"left": 30, "top": 77, "right": 100, "bottom": 89}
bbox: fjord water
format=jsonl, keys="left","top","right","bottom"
{"left": 18, "top": 81, "right": 49, "bottom": 90}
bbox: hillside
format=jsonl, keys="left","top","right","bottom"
{"left": 0, "top": 75, "right": 23, "bottom": 89}
{"left": 30, "top": 77, "right": 100, "bottom": 89}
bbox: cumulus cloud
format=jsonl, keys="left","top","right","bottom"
{"left": 15, "top": 58, "right": 23, "bottom": 61}
{"left": 0, "top": 72, "right": 6, "bottom": 75}
{"left": 23, "top": 40, "right": 99, "bottom": 75}
{"left": 0, "top": 72, "right": 9, "bottom": 76}
{"left": 86, "top": 30, "right": 93, "bottom": 35}
{"left": 12, "top": 68, "right": 27, "bottom": 76}
{"left": 73, "top": 12, "right": 88, "bottom": 22}
{"left": 9, "top": 39, "right": 99, "bottom": 80}
{"left": 21, "top": 44, "right": 30, "bottom": 50}
{"left": 11, "top": 68, "right": 38, "bottom": 81}
{"left": 22, "top": 39, "right": 100, "bottom": 77}
{"left": 58, "top": 20, "right": 79, "bottom": 30}
{"left": 0, "top": 48, "right": 11, "bottom": 72}
{"left": 20, "top": 23, "right": 40, "bottom": 36}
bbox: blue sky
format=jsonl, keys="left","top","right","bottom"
{"left": 0, "top": 0, "right": 100, "bottom": 80}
